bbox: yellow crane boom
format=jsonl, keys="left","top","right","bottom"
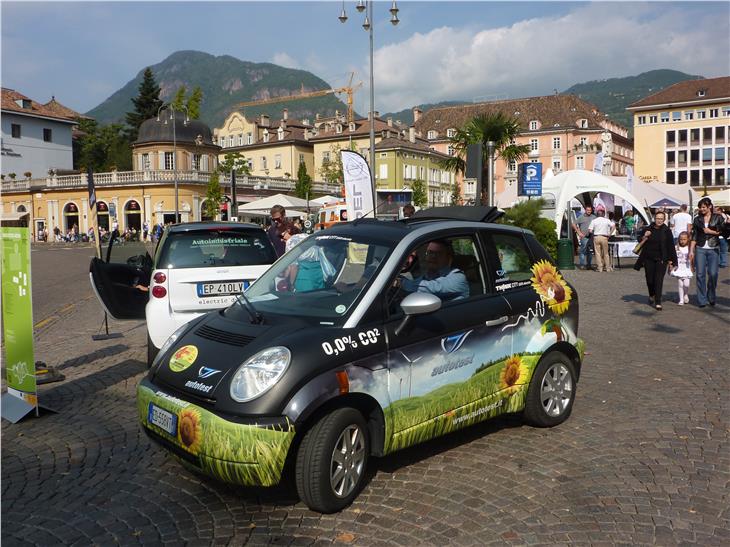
{"left": 234, "top": 74, "right": 362, "bottom": 124}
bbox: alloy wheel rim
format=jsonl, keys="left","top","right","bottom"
{"left": 540, "top": 363, "right": 573, "bottom": 417}
{"left": 330, "top": 424, "right": 366, "bottom": 498}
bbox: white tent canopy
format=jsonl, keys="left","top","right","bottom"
{"left": 236, "top": 193, "right": 310, "bottom": 212}
{"left": 541, "top": 170, "right": 651, "bottom": 236}
{"left": 311, "top": 195, "right": 340, "bottom": 205}
{"left": 711, "top": 189, "right": 730, "bottom": 207}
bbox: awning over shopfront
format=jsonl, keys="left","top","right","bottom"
{"left": 1, "top": 211, "right": 30, "bottom": 226}
{"left": 236, "top": 193, "right": 311, "bottom": 212}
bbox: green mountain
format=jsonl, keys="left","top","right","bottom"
{"left": 86, "top": 50, "right": 352, "bottom": 128}
{"left": 562, "top": 69, "right": 703, "bottom": 131}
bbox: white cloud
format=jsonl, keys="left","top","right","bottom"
{"left": 371, "top": 3, "right": 729, "bottom": 112}
{"left": 272, "top": 52, "right": 298, "bottom": 69}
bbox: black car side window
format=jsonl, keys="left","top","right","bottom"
{"left": 489, "top": 233, "right": 533, "bottom": 291}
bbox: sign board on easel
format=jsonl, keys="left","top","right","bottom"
{"left": 1, "top": 227, "right": 38, "bottom": 422}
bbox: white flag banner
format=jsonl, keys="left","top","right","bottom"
{"left": 622, "top": 166, "right": 635, "bottom": 214}
{"left": 592, "top": 152, "right": 603, "bottom": 174}
{"left": 341, "top": 150, "right": 375, "bottom": 220}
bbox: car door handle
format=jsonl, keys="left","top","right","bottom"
{"left": 485, "top": 316, "right": 508, "bottom": 327}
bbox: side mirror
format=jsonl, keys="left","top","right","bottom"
{"left": 395, "top": 293, "right": 442, "bottom": 336}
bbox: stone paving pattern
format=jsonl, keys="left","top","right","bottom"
{"left": 2, "top": 262, "right": 729, "bottom": 546}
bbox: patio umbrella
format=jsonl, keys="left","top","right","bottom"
{"left": 649, "top": 197, "right": 681, "bottom": 209}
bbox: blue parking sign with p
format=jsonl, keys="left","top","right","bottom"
{"left": 518, "top": 162, "right": 542, "bottom": 196}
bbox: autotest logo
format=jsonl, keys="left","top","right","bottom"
{"left": 441, "top": 330, "right": 472, "bottom": 354}
{"left": 198, "top": 366, "right": 221, "bottom": 379}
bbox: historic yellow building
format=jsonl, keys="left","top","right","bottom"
{"left": 628, "top": 76, "right": 729, "bottom": 191}
{"left": 213, "top": 109, "right": 315, "bottom": 180}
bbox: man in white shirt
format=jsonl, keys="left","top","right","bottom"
{"left": 670, "top": 204, "right": 692, "bottom": 244}
{"left": 588, "top": 208, "right": 616, "bottom": 272}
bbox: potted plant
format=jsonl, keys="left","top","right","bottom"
{"left": 8, "top": 173, "right": 16, "bottom": 180}
{"left": 24, "top": 171, "right": 32, "bottom": 179}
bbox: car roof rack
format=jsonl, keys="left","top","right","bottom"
{"left": 408, "top": 206, "right": 503, "bottom": 224}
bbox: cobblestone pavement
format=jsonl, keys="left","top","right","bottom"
{"left": 2, "top": 262, "right": 729, "bottom": 546}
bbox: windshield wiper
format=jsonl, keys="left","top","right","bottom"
{"left": 236, "top": 292, "right": 264, "bottom": 324}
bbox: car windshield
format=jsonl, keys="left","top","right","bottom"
{"left": 156, "top": 229, "right": 276, "bottom": 269}
{"left": 226, "top": 232, "right": 393, "bottom": 324}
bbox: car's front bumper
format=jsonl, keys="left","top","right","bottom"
{"left": 137, "top": 379, "right": 295, "bottom": 486}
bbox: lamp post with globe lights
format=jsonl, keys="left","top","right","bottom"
{"left": 339, "top": 0, "right": 400, "bottom": 213}
{"left": 156, "top": 104, "right": 190, "bottom": 222}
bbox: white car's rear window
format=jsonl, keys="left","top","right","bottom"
{"left": 157, "top": 229, "right": 276, "bottom": 269}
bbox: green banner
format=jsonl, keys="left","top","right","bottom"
{"left": 1, "top": 227, "right": 37, "bottom": 408}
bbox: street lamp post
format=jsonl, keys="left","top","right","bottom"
{"left": 486, "top": 140, "right": 496, "bottom": 207}
{"left": 339, "top": 0, "right": 399, "bottom": 216}
{"left": 157, "top": 104, "right": 189, "bottom": 222}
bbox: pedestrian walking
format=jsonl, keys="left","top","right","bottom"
{"left": 671, "top": 231, "right": 693, "bottom": 305}
{"left": 143, "top": 220, "right": 149, "bottom": 242}
{"left": 634, "top": 211, "right": 676, "bottom": 310}
{"left": 715, "top": 206, "right": 729, "bottom": 268}
{"left": 670, "top": 204, "right": 692, "bottom": 244}
{"left": 689, "top": 197, "right": 723, "bottom": 308}
{"left": 571, "top": 205, "right": 596, "bottom": 270}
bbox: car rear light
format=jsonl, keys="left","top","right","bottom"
{"left": 153, "top": 272, "right": 167, "bottom": 284}
{"left": 152, "top": 286, "right": 167, "bottom": 298}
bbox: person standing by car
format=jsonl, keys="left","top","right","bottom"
{"left": 689, "top": 197, "right": 724, "bottom": 307}
{"left": 572, "top": 205, "right": 596, "bottom": 270}
{"left": 634, "top": 211, "right": 676, "bottom": 310}
{"left": 268, "top": 204, "right": 300, "bottom": 258}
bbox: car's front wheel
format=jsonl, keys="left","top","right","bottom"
{"left": 295, "top": 407, "right": 369, "bottom": 513}
{"left": 524, "top": 352, "right": 576, "bottom": 427}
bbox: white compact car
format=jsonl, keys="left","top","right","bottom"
{"left": 90, "top": 222, "right": 277, "bottom": 365}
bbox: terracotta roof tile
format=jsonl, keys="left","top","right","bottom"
{"left": 309, "top": 117, "right": 404, "bottom": 141}
{"left": 1, "top": 88, "right": 78, "bottom": 122}
{"left": 414, "top": 94, "right": 620, "bottom": 136}
{"left": 43, "top": 97, "right": 92, "bottom": 120}
{"left": 627, "top": 76, "right": 729, "bottom": 109}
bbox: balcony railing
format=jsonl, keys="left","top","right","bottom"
{"left": 1, "top": 170, "right": 334, "bottom": 195}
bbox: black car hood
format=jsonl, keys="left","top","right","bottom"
{"left": 151, "top": 311, "right": 309, "bottom": 401}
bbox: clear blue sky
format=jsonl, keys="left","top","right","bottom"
{"left": 2, "top": 1, "right": 728, "bottom": 115}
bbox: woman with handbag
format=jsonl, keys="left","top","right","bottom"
{"left": 633, "top": 211, "right": 676, "bottom": 310}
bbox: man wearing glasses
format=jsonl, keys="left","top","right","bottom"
{"left": 397, "top": 240, "right": 469, "bottom": 301}
{"left": 268, "top": 204, "right": 300, "bottom": 257}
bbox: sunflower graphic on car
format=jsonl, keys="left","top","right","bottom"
{"left": 530, "top": 260, "right": 572, "bottom": 341}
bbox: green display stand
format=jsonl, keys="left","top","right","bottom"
{"left": 557, "top": 238, "right": 575, "bottom": 270}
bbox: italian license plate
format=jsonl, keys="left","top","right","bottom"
{"left": 148, "top": 403, "right": 177, "bottom": 436}
{"left": 197, "top": 281, "right": 248, "bottom": 297}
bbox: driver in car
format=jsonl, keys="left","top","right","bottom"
{"left": 396, "top": 239, "right": 469, "bottom": 301}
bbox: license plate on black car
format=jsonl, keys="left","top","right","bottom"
{"left": 148, "top": 403, "right": 177, "bottom": 436}
{"left": 197, "top": 281, "right": 248, "bottom": 297}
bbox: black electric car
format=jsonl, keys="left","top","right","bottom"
{"left": 136, "top": 207, "right": 584, "bottom": 513}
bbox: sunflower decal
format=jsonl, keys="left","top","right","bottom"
{"left": 178, "top": 407, "right": 203, "bottom": 454}
{"left": 499, "top": 355, "right": 529, "bottom": 395}
{"left": 530, "top": 260, "right": 572, "bottom": 315}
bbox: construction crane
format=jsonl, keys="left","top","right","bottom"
{"left": 234, "top": 72, "right": 362, "bottom": 125}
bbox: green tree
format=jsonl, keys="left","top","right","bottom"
{"left": 408, "top": 178, "right": 428, "bottom": 207}
{"left": 439, "top": 112, "right": 530, "bottom": 205}
{"left": 218, "top": 152, "right": 250, "bottom": 175}
{"left": 74, "top": 119, "right": 132, "bottom": 172}
{"left": 450, "top": 180, "right": 462, "bottom": 206}
{"left": 295, "top": 161, "right": 313, "bottom": 199}
{"left": 498, "top": 198, "right": 558, "bottom": 260}
{"left": 319, "top": 144, "right": 344, "bottom": 185}
{"left": 204, "top": 172, "right": 224, "bottom": 219}
{"left": 125, "top": 68, "right": 163, "bottom": 141}
{"left": 187, "top": 86, "right": 203, "bottom": 120}
{"left": 171, "top": 85, "right": 187, "bottom": 111}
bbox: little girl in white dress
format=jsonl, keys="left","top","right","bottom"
{"left": 671, "top": 231, "right": 693, "bottom": 305}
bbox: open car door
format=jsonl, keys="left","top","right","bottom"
{"left": 89, "top": 234, "right": 152, "bottom": 320}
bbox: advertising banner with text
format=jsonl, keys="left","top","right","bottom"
{"left": 341, "top": 150, "right": 375, "bottom": 220}
{"left": 1, "top": 227, "right": 37, "bottom": 409}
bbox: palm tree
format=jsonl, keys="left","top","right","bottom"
{"left": 439, "top": 112, "right": 530, "bottom": 205}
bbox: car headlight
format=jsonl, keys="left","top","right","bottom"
{"left": 230, "top": 347, "right": 291, "bottom": 402}
{"left": 151, "top": 323, "right": 190, "bottom": 370}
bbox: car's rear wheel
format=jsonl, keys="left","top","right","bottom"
{"left": 295, "top": 407, "right": 369, "bottom": 513}
{"left": 524, "top": 352, "right": 576, "bottom": 427}
{"left": 147, "top": 333, "right": 158, "bottom": 367}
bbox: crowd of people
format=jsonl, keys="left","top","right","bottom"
{"left": 571, "top": 198, "right": 729, "bottom": 310}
